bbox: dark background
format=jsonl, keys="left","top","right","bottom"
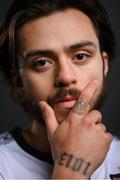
{"left": 0, "top": 0, "right": 120, "bottom": 136}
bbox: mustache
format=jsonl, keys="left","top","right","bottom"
{"left": 48, "top": 88, "right": 80, "bottom": 106}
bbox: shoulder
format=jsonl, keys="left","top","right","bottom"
{"left": 0, "top": 131, "right": 14, "bottom": 161}
{"left": 0, "top": 131, "right": 14, "bottom": 178}
{"left": 106, "top": 136, "right": 120, "bottom": 175}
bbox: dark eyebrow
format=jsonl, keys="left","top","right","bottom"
{"left": 19, "top": 41, "right": 97, "bottom": 60}
{"left": 19, "top": 50, "right": 57, "bottom": 61}
{"left": 68, "top": 41, "right": 97, "bottom": 51}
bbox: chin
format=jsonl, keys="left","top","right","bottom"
{"left": 54, "top": 108, "right": 71, "bottom": 124}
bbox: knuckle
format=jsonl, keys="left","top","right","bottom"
{"left": 82, "top": 116, "right": 92, "bottom": 127}
{"left": 67, "top": 116, "right": 77, "bottom": 126}
{"left": 92, "top": 110, "right": 102, "bottom": 118}
{"left": 82, "top": 110, "right": 102, "bottom": 126}
{"left": 96, "top": 123, "right": 106, "bottom": 132}
{"left": 90, "top": 110, "right": 102, "bottom": 123}
{"left": 106, "top": 132, "right": 113, "bottom": 142}
{"left": 101, "top": 133, "right": 113, "bottom": 148}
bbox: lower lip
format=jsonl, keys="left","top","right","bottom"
{"left": 55, "top": 100, "right": 76, "bottom": 108}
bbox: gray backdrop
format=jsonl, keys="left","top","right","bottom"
{"left": 0, "top": 0, "right": 120, "bottom": 136}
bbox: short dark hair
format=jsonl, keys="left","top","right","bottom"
{"left": 0, "top": 0, "right": 115, "bottom": 105}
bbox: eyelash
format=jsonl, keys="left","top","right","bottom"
{"left": 30, "top": 52, "right": 91, "bottom": 70}
{"left": 31, "top": 58, "right": 53, "bottom": 70}
{"left": 73, "top": 52, "right": 90, "bottom": 63}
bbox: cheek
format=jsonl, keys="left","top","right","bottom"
{"left": 89, "top": 68, "right": 103, "bottom": 83}
{"left": 77, "top": 61, "right": 104, "bottom": 89}
{"left": 21, "top": 71, "right": 53, "bottom": 100}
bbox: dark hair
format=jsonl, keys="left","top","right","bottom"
{"left": 0, "top": 0, "right": 115, "bottom": 107}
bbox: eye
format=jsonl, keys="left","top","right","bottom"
{"left": 31, "top": 58, "right": 53, "bottom": 70}
{"left": 73, "top": 53, "right": 90, "bottom": 62}
{"left": 32, "top": 60, "right": 49, "bottom": 67}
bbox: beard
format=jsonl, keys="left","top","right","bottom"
{"left": 20, "top": 78, "right": 107, "bottom": 126}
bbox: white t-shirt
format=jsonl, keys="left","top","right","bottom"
{"left": 0, "top": 128, "right": 119, "bottom": 179}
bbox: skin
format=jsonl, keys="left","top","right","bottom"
{"left": 18, "top": 8, "right": 108, "bottom": 124}
{"left": 17, "top": 9, "right": 112, "bottom": 178}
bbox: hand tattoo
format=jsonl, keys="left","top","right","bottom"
{"left": 58, "top": 152, "right": 91, "bottom": 175}
{"left": 72, "top": 99, "right": 88, "bottom": 115}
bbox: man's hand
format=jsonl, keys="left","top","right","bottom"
{"left": 39, "top": 80, "right": 113, "bottom": 179}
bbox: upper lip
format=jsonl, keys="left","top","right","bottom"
{"left": 55, "top": 95, "right": 78, "bottom": 103}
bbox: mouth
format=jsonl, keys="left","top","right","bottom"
{"left": 54, "top": 95, "right": 77, "bottom": 109}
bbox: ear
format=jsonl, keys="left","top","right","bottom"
{"left": 101, "top": 52, "right": 109, "bottom": 77}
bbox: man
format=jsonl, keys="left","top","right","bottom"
{"left": 0, "top": 0, "right": 120, "bottom": 179}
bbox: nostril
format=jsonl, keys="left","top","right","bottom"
{"left": 55, "top": 79, "right": 77, "bottom": 87}
{"left": 55, "top": 81, "right": 68, "bottom": 87}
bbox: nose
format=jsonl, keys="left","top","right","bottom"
{"left": 55, "top": 62, "right": 77, "bottom": 87}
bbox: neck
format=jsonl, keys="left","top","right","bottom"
{"left": 22, "top": 119, "right": 51, "bottom": 154}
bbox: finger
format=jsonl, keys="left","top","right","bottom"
{"left": 71, "top": 80, "right": 99, "bottom": 116}
{"left": 105, "top": 132, "right": 113, "bottom": 143}
{"left": 39, "top": 101, "right": 59, "bottom": 137}
{"left": 85, "top": 110, "right": 107, "bottom": 132}
{"left": 83, "top": 110, "right": 107, "bottom": 134}
{"left": 83, "top": 110, "right": 102, "bottom": 125}
{"left": 97, "top": 123, "right": 106, "bottom": 132}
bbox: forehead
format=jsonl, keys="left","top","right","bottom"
{"left": 17, "top": 8, "right": 99, "bottom": 51}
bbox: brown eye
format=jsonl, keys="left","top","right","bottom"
{"left": 32, "top": 60, "right": 49, "bottom": 67}
{"left": 30, "top": 58, "right": 54, "bottom": 72}
{"left": 74, "top": 53, "right": 89, "bottom": 61}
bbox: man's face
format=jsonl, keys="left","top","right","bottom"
{"left": 17, "top": 9, "right": 108, "bottom": 123}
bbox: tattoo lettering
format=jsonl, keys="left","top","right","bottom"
{"left": 71, "top": 158, "right": 84, "bottom": 171}
{"left": 83, "top": 162, "right": 91, "bottom": 175}
{"left": 58, "top": 152, "right": 91, "bottom": 175}
{"left": 58, "top": 152, "right": 66, "bottom": 166}
{"left": 66, "top": 154, "right": 73, "bottom": 167}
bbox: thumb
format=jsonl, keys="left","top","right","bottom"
{"left": 39, "top": 101, "right": 59, "bottom": 138}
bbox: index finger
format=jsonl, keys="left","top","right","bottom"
{"left": 71, "top": 80, "right": 99, "bottom": 116}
